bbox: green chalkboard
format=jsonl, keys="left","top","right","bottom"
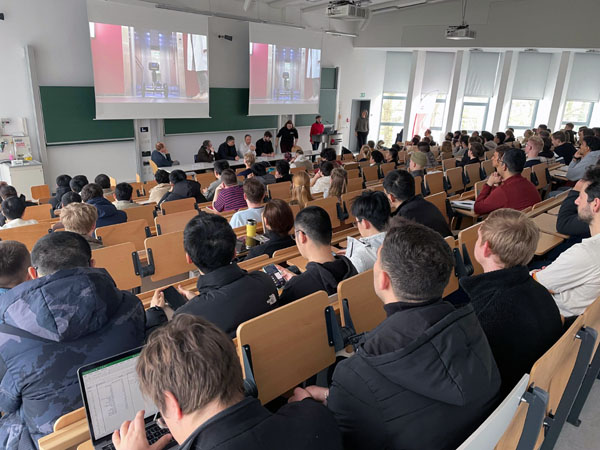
{"left": 39, "top": 86, "right": 135, "bottom": 145}
{"left": 164, "top": 88, "right": 278, "bottom": 135}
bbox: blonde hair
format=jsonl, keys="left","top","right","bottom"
{"left": 359, "top": 145, "right": 371, "bottom": 160}
{"left": 527, "top": 136, "right": 544, "bottom": 152}
{"left": 328, "top": 168, "right": 347, "bottom": 199}
{"left": 244, "top": 152, "right": 256, "bottom": 166}
{"left": 479, "top": 209, "right": 539, "bottom": 268}
{"left": 292, "top": 145, "right": 303, "bottom": 153}
{"left": 441, "top": 141, "right": 453, "bottom": 156}
{"left": 60, "top": 202, "right": 98, "bottom": 235}
{"left": 291, "top": 172, "right": 313, "bottom": 209}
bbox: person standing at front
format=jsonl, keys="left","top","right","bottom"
{"left": 355, "top": 110, "right": 369, "bottom": 152}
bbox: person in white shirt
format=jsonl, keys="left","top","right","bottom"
{"left": 238, "top": 134, "right": 256, "bottom": 159}
{"left": 229, "top": 178, "right": 265, "bottom": 229}
{"left": 533, "top": 166, "right": 600, "bottom": 317}
{"left": 290, "top": 148, "right": 313, "bottom": 172}
{"left": 112, "top": 183, "right": 140, "bottom": 211}
{"left": 310, "top": 161, "right": 333, "bottom": 195}
{"left": 340, "top": 191, "right": 390, "bottom": 273}
{"left": 0, "top": 197, "right": 38, "bottom": 229}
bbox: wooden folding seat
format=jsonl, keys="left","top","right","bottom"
{"left": 362, "top": 165, "right": 379, "bottom": 184}
{"left": 0, "top": 222, "right": 51, "bottom": 250}
{"left": 22, "top": 203, "right": 53, "bottom": 221}
{"left": 442, "top": 158, "right": 456, "bottom": 171}
{"left": 380, "top": 162, "right": 396, "bottom": 177}
{"left": 425, "top": 192, "right": 449, "bottom": 225}
{"left": 443, "top": 237, "right": 460, "bottom": 298}
{"left": 95, "top": 219, "right": 150, "bottom": 252}
{"left": 155, "top": 209, "right": 198, "bottom": 235}
{"left": 347, "top": 169, "right": 360, "bottom": 179}
{"left": 458, "top": 222, "right": 484, "bottom": 276}
{"left": 445, "top": 167, "right": 464, "bottom": 195}
{"left": 484, "top": 150, "right": 495, "bottom": 160}
{"left": 481, "top": 159, "right": 495, "bottom": 178}
{"left": 522, "top": 167, "right": 532, "bottom": 182}
{"left": 358, "top": 161, "right": 370, "bottom": 168}
{"left": 343, "top": 152, "right": 355, "bottom": 161}
{"left": 532, "top": 163, "right": 550, "bottom": 193}
{"left": 31, "top": 184, "right": 51, "bottom": 201}
{"left": 92, "top": 242, "right": 141, "bottom": 291}
{"left": 290, "top": 167, "right": 307, "bottom": 175}
{"left": 129, "top": 181, "right": 144, "bottom": 199}
{"left": 414, "top": 175, "right": 423, "bottom": 196}
{"left": 149, "top": 159, "right": 159, "bottom": 174}
{"left": 195, "top": 172, "right": 217, "bottom": 189}
{"left": 424, "top": 171, "right": 444, "bottom": 195}
{"left": 341, "top": 190, "right": 364, "bottom": 222}
{"left": 236, "top": 291, "right": 336, "bottom": 404}
{"left": 463, "top": 162, "right": 482, "bottom": 190}
{"left": 307, "top": 196, "right": 341, "bottom": 228}
{"left": 347, "top": 177, "right": 364, "bottom": 193}
{"left": 124, "top": 204, "right": 156, "bottom": 228}
{"left": 343, "top": 162, "right": 359, "bottom": 171}
{"left": 267, "top": 181, "right": 291, "bottom": 200}
{"left": 337, "top": 270, "right": 386, "bottom": 334}
{"left": 144, "top": 231, "right": 194, "bottom": 282}
{"left": 160, "top": 197, "right": 196, "bottom": 215}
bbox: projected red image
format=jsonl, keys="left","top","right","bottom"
{"left": 250, "top": 43, "right": 320, "bottom": 104}
{"left": 90, "top": 22, "right": 208, "bottom": 103}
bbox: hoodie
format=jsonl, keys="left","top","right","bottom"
{"left": 49, "top": 186, "right": 72, "bottom": 210}
{"left": 279, "top": 255, "right": 357, "bottom": 305}
{"left": 86, "top": 196, "right": 127, "bottom": 229}
{"left": 0, "top": 268, "right": 145, "bottom": 449}
{"left": 159, "top": 179, "right": 207, "bottom": 205}
{"left": 327, "top": 299, "right": 501, "bottom": 450}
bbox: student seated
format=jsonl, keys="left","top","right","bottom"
{"left": 552, "top": 131, "right": 576, "bottom": 165}
{"left": 0, "top": 241, "right": 31, "bottom": 295}
{"left": 60, "top": 202, "right": 103, "bottom": 250}
{"left": 51, "top": 192, "right": 82, "bottom": 231}
{"left": 204, "top": 160, "right": 230, "bottom": 201}
{"left": 328, "top": 168, "right": 348, "bottom": 201}
{"left": 146, "top": 213, "right": 279, "bottom": 337}
{"left": 556, "top": 181, "right": 591, "bottom": 238}
{"left": 369, "top": 149, "right": 385, "bottom": 166}
{"left": 460, "top": 209, "right": 563, "bottom": 395}
{"left": 49, "top": 174, "right": 72, "bottom": 210}
{"left": 277, "top": 206, "right": 357, "bottom": 305}
{"left": 474, "top": 148, "right": 541, "bottom": 215}
{"left": 148, "top": 169, "right": 171, "bottom": 204}
{"left": 534, "top": 166, "right": 600, "bottom": 317}
{"left": 159, "top": 169, "right": 206, "bottom": 205}
{"left": 440, "top": 140, "right": 454, "bottom": 160}
{"left": 69, "top": 174, "right": 89, "bottom": 194}
{"left": 247, "top": 199, "right": 295, "bottom": 259}
{"left": 459, "top": 141, "right": 485, "bottom": 167}
{"left": 289, "top": 219, "right": 501, "bottom": 450}
{"left": 81, "top": 183, "right": 127, "bottom": 229}
{"left": 454, "top": 134, "right": 469, "bottom": 158}
{"left": 408, "top": 151, "right": 426, "bottom": 178}
{"left": 275, "top": 159, "right": 293, "bottom": 183}
{"left": 238, "top": 152, "right": 256, "bottom": 178}
{"left": 213, "top": 169, "right": 247, "bottom": 212}
{"left": 310, "top": 161, "right": 333, "bottom": 195}
{"left": 0, "top": 232, "right": 145, "bottom": 449}
{"left": 229, "top": 178, "right": 265, "bottom": 229}
{"left": 0, "top": 197, "right": 38, "bottom": 229}
{"left": 343, "top": 190, "right": 389, "bottom": 273}
{"left": 217, "top": 136, "right": 239, "bottom": 161}
{"left": 291, "top": 172, "right": 314, "bottom": 209}
{"left": 255, "top": 130, "right": 275, "bottom": 157}
{"left": 523, "top": 136, "right": 544, "bottom": 168}
{"left": 384, "top": 170, "right": 452, "bottom": 237}
{"left": 94, "top": 174, "right": 113, "bottom": 195}
{"left": 290, "top": 148, "right": 313, "bottom": 171}
{"left": 249, "top": 163, "right": 276, "bottom": 185}
{"left": 386, "top": 146, "right": 399, "bottom": 165}
{"left": 113, "top": 315, "right": 342, "bottom": 450}
{"left": 357, "top": 145, "right": 371, "bottom": 162}
{"left": 417, "top": 141, "right": 437, "bottom": 168}
{"left": 567, "top": 136, "right": 600, "bottom": 181}
{"left": 112, "top": 182, "right": 140, "bottom": 210}
{"left": 151, "top": 142, "right": 174, "bottom": 167}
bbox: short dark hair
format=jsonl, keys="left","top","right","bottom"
{"left": 538, "top": 124, "right": 548, "bottom": 130}
{"left": 214, "top": 160, "right": 230, "bottom": 175}
{"left": 80, "top": 183, "right": 103, "bottom": 201}
{"left": 295, "top": 206, "right": 332, "bottom": 247}
{"left": 70, "top": 175, "right": 89, "bottom": 193}
{"left": 183, "top": 212, "right": 236, "bottom": 273}
{"left": 31, "top": 231, "right": 92, "bottom": 276}
{"left": 2, "top": 197, "right": 26, "bottom": 220}
{"left": 316, "top": 115, "right": 321, "bottom": 119}
{"left": 94, "top": 174, "right": 111, "bottom": 189}
{"left": 351, "top": 190, "right": 390, "bottom": 232}
{"left": 383, "top": 170, "right": 415, "bottom": 202}
{"left": 368, "top": 140, "right": 375, "bottom": 149}
{"left": 115, "top": 182, "right": 133, "bottom": 201}
{"left": 220, "top": 169, "right": 238, "bottom": 186}
{"left": 244, "top": 134, "right": 251, "bottom": 139}
{"left": 0, "top": 185, "right": 17, "bottom": 201}
{"left": 470, "top": 142, "right": 485, "bottom": 159}
{"left": 494, "top": 144, "right": 512, "bottom": 160}
{"left": 56, "top": 174, "right": 72, "bottom": 188}
{"left": 320, "top": 148, "right": 337, "bottom": 162}
{"left": 226, "top": 135, "right": 235, "bottom": 143}
{"left": 264, "top": 131, "right": 272, "bottom": 138}
{"left": 583, "top": 166, "right": 600, "bottom": 203}
{"left": 495, "top": 132, "right": 506, "bottom": 144}
{"left": 243, "top": 177, "right": 265, "bottom": 204}
{"left": 168, "top": 170, "right": 186, "bottom": 184}
{"left": 583, "top": 136, "right": 600, "bottom": 151}
{"left": 501, "top": 148, "right": 526, "bottom": 174}
{"left": 320, "top": 161, "right": 334, "bottom": 177}
{"left": 275, "top": 160, "right": 290, "bottom": 176}
{"left": 417, "top": 142, "right": 431, "bottom": 153}
{"left": 460, "top": 135, "right": 469, "bottom": 146}
{"left": 481, "top": 131, "right": 494, "bottom": 142}
{"left": 61, "top": 191, "right": 81, "bottom": 207}
{"left": 263, "top": 199, "right": 294, "bottom": 237}
{"left": 250, "top": 163, "right": 267, "bottom": 177}
{"left": 552, "top": 131, "right": 566, "bottom": 143}
{"left": 0, "top": 241, "right": 31, "bottom": 288}
{"left": 371, "top": 150, "right": 385, "bottom": 164}
{"left": 582, "top": 128, "right": 594, "bottom": 137}
{"left": 381, "top": 218, "right": 453, "bottom": 301}
{"left": 155, "top": 169, "right": 170, "bottom": 184}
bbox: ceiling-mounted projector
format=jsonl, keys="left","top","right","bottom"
{"left": 327, "top": 1, "right": 369, "bottom": 20}
{"left": 445, "top": 24, "right": 476, "bottom": 40}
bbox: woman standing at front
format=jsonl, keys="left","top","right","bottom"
{"left": 355, "top": 110, "right": 369, "bottom": 151}
{"left": 276, "top": 120, "right": 299, "bottom": 154}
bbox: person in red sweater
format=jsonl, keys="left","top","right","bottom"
{"left": 310, "top": 115, "right": 325, "bottom": 151}
{"left": 474, "top": 147, "right": 541, "bottom": 215}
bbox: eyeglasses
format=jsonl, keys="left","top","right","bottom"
{"left": 352, "top": 218, "right": 363, "bottom": 227}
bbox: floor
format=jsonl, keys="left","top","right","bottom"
{"left": 555, "top": 380, "right": 600, "bottom": 450}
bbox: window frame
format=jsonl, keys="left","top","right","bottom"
{"left": 507, "top": 98, "right": 539, "bottom": 131}
{"left": 561, "top": 100, "right": 595, "bottom": 128}
{"left": 460, "top": 97, "right": 490, "bottom": 133}
{"left": 378, "top": 93, "right": 407, "bottom": 146}
{"left": 430, "top": 96, "right": 447, "bottom": 132}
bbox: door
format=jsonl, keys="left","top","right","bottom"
{"left": 349, "top": 99, "right": 371, "bottom": 153}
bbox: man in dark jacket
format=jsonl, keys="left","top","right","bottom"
{"left": 277, "top": 206, "right": 357, "bottom": 305}
{"left": 158, "top": 169, "right": 207, "bottom": 205}
{"left": 460, "top": 209, "right": 563, "bottom": 396}
{"left": 0, "top": 232, "right": 145, "bottom": 449}
{"left": 145, "top": 212, "right": 278, "bottom": 337}
{"left": 552, "top": 130, "right": 576, "bottom": 165}
{"left": 217, "top": 136, "right": 240, "bottom": 161}
{"left": 49, "top": 174, "right": 72, "bottom": 210}
{"left": 557, "top": 184, "right": 591, "bottom": 239}
{"left": 384, "top": 169, "right": 452, "bottom": 237}
{"left": 81, "top": 183, "right": 127, "bottom": 228}
{"left": 112, "top": 315, "right": 342, "bottom": 450}
{"left": 290, "top": 219, "right": 501, "bottom": 450}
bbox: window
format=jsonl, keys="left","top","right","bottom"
{"left": 507, "top": 99, "right": 538, "bottom": 130}
{"left": 430, "top": 94, "right": 447, "bottom": 131}
{"left": 561, "top": 100, "right": 595, "bottom": 127}
{"left": 460, "top": 96, "right": 489, "bottom": 132}
{"left": 378, "top": 93, "right": 406, "bottom": 146}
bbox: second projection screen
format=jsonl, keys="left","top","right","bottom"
{"left": 249, "top": 23, "right": 323, "bottom": 116}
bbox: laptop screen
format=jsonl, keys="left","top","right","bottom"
{"left": 80, "top": 351, "right": 158, "bottom": 441}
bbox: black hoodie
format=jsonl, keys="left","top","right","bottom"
{"left": 159, "top": 179, "right": 207, "bottom": 205}
{"left": 279, "top": 255, "right": 357, "bottom": 305}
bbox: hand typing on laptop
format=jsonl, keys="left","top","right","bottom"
{"left": 112, "top": 410, "right": 172, "bottom": 450}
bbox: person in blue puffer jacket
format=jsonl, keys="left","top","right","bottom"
{"left": 0, "top": 232, "right": 145, "bottom": 449}
{"left": 81, "top": 182, "right": 127, "bottom": 229}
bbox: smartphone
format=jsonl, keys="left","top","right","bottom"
{"left": 263, "top": 264, "right": 286, "bottom": 289}
{"left": 163, "top": 286, "right": 187, "bottom": 311}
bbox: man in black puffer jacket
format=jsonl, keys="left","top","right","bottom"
{"left": 158, "top": 169, "right": 207, "bottom": 206}
{"left": 290, "top": 218, "right": 501, "bottom": 450}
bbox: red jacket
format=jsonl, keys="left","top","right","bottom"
{"left": 310, "top": 122, "right": 325, "bottom": 142}
{"left": 474, "top": 174, "right": 541, "bottom": 215}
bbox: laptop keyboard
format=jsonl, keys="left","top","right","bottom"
{"left": 101, "top": 423, "right": 171, "bottom": 450}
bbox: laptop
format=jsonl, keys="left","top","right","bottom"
{"left": 78, "top": 347, "right": 178, "bottom": 450}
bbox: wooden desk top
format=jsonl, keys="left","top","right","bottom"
{"left": 547, "top": 205, "right": 561, "bottom": 215}
{"left": 78, "top": 441, "right": 93, "bottom": 450}
{"left": 532, "top": 213, "right": 569, "bottom": 239}
{"left": 286, "top": 256, "right": 309, "bottom": 272}
{"left": 535, "top": 232, "right": 564, "bottom": 256}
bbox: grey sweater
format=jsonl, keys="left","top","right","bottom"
{"left": 567, "top": 150, "right": 600, "bottom": 181}
{"left": 355, "top": 117, "right": 369, "bottom": 133}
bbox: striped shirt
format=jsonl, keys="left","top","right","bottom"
{"left": 214, "top": 185, "right": 247, "bottom": 212}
